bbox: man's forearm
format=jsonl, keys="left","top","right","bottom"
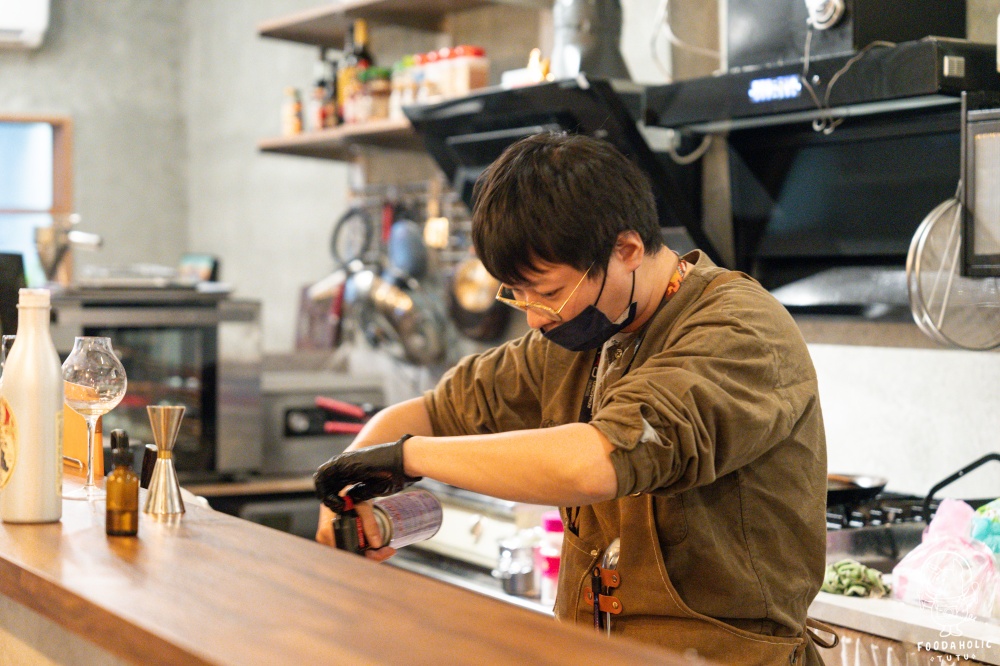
{"left": 402, "top": 423, "right": 619, "bottom": 505}
{"left": 345, "top": 397, "right": 435, "bottom": 452}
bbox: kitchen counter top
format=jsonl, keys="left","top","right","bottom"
{"left": 182, "top": 475, "right": 315, "bottom": 497}
{"left": 391, "top": 547, "right": 1000, "bottom": 664}
{"left": 0, "top": 495, "right": 688, "bottom": 666}
{"left": 809, "top": 591, "right": 1000, "bottom": 664}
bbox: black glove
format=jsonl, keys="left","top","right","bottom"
{"left": 314, "top": 435, "right": 421, "bottom": 512}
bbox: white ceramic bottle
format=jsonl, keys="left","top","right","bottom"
{"left": 0, "top": 289, "right": 63, "bottom": 523}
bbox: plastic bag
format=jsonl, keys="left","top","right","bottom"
{"left": 971, "top": 498, "right": 1000, "bottom": 554}
{"left": 892, "top": 499, "right": 998, "bottom": 622}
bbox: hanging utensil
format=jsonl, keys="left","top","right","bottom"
{"left": 906, "top": 191, "right": 1000, "bottom": 350}
{"left": 386, "top": 219, "right": 428, "bottom": 281}
{"left": 330, "top": 207, "right": 374, "bottom": 269}
{"left": 447, "top": 256, "right": 510, "bottom": 342}
{"left": 349, "top": 269, "right": 446, "bottom": 366}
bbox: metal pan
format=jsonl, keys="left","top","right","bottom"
{"left": 447, "top": 257, "right": 510, "bottom": 342}
{"left": 827, "top": 474, "right": 888, "bottom": 506}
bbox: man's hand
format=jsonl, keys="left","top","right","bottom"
{"left": 313, "top": 436, "right": 422, "bottom": 512}
{"left": 315, "top": 501, "right": 398, "bottom": 562}
{"left": 316, "top": 504, "right": 337, "bottom": 546}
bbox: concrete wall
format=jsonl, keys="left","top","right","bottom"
{"left": 0, "top": 0, "right": 188, "bottom": 270}
{"left": 183, "top": 0, "right": 350, "bottom": 353}
{"left": 811, "top": 344, "right": 1000, "bottom": 499}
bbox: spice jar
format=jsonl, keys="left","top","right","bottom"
{"left": 451, "top": 45, "right": 489, "bottom": 97}
{"left": 366, "top": 67, "right": 392, "bottom": 121}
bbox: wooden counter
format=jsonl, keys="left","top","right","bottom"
{"left": 0, "top": 496, "right": 685, "bottom": 665}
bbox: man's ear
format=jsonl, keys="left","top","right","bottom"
{"left": 614, "top": 231, "right": 645, "bottom": 270}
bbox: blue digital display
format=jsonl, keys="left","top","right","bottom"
{"left": 748, "top": 75, "right": 803, "bottom": 103}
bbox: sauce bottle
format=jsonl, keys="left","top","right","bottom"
{"left": 0, "top": 289, "right": 63, "bottom": 524}
{"left": 106, "top": 444, "right": 139, "bottom": 537}
{"left": 337, "top": 20, "right": 374, "bottom": 123}
{"left": 281, "top": 87, "right": 303, "bottom": 136}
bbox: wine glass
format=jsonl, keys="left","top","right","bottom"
{"left": 62, "top": 337, "right": 127, "bottom": 501}
{"left": 0, "top": 335, "right": 14, "bottom": 391}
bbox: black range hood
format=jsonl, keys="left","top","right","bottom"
{"left": 403, "top": 77, "right": 713, "bottom": 256}
{"left": 648, "top": 38, "right": 1000, "bottom": 132}
{"left": 641, "top": 38, "right": 1000, "bottom": 315}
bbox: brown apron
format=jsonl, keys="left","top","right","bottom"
{"left": 556, "top": 495, "right": 829, "bottom": 665}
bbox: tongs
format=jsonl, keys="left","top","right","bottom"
{"left": 314, "top": 396, "right": 382, "bottom": 435}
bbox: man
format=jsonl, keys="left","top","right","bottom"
{"left": 316, "top": 133, "right": 830, "bottom": 664}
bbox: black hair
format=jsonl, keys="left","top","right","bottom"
{"left": 471, "top": 132, "right": 662, "bottom": 286}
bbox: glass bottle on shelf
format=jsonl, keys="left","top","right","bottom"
{"left": 308, "top": 48, "right": 336, "bottom": 132}
{"left": 324, "top": 53, "right": 339, "bottom": 128}
{"left": 337, "top": 19, "right": 374, "bottom": 124}
{"left": 336, "top": 23, "right": 355, "bottom": 122}
{"left": 281, "top": 87, "right": 303, "bottom": 136}
{"left": 351, "top": 19, "right": 374, "bottom": 69}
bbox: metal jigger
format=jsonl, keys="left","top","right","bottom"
{"left": 144, "top": 405, "right": 186, "bottom": 517}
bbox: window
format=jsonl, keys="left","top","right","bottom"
{"left": 0, "top": 115, "right": 73, "bottom": 287}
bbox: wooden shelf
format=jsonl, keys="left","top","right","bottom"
{"left": 257, "top": 0, "right": 549, "bottom": 159}
{"left": 257, "top": 0, "right": 549, "bottom": 47}
{"left": 258, "top": 118, "right": 424, "bottom": 160}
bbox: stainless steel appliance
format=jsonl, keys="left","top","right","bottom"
{"left": 50, "top": 288, "right": 262, "bottom": 481}
{"left": 261, "top": 370, "right": 383, "bottom": 475}
{"left": 825, "top": 494, "right": 995, "bottom": 572}
{"left": 186, "top": 371, "right": 383, "bottom": 540}
{"left": 550, "top": 0, "right": 630, "bottom": 81}
{"left": 182, "top": 476, "right": 321, "bottom": 539}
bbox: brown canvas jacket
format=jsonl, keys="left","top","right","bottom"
{"left": 424, "top": 251, "right": 828, "bottom": 664}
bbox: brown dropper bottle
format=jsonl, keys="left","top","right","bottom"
{"left": 106, "top": 431, "right": 139, "bottom": 537}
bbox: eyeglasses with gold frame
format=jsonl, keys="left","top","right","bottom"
{"left": 495, "top": 263, "right": 595, "bottom": 322}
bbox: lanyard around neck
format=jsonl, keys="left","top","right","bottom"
{"left": 576, "top": 259, "right": 689, "bottom": 423}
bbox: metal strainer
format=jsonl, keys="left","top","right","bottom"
{"left": 906, "top": 191, "right": 1000, "bottom": 350}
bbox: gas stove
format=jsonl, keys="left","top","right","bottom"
{"left": 825, "top": 494, "right": 991, "bottom": 573}
{"left": 827, "top": 494, "right": 933, "bottom": 531}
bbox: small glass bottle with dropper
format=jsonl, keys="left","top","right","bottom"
{"left": 106, "top": 430, "right": 139, "bottom": 537}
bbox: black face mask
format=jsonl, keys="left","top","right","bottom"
{"left": 542, "top": 270, "right": 636, "bottom": 352}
